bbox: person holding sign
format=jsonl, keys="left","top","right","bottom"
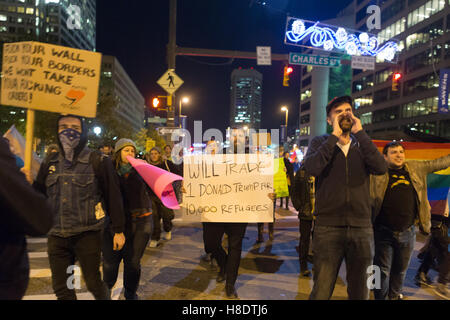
{"left": 304, "top": 96, "right": 387, "bottom": 300}
{"left": 145, "top": 147, "right": 180, "bottom": 247}
{"left": 102, "top": 139, "right": 152, "bottom": 300}
{"left": 33, "top": 115, "right": 126, "bottom": 300}
{"left": 203, "top": 128, "right": 251, "bottom": 299}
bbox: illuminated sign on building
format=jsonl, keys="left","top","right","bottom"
{"left": 284, "top": 17, "right": 399, "bottom": 63}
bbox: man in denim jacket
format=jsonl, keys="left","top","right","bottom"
{"left": 33, "top": 115, "right": 126, "bottom": 300}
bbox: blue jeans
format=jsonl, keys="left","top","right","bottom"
{"left": 309, "top": 225, "right": 374, "bottom": 300}
{"left": 373, "top": 224, "right": 415, "bottom": 300}
{"left": 102, "top": 216, "right": 152, "bottom": 300}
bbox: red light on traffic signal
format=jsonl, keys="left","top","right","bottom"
{"left": 152, "top": 98, "right": 160, "bottom": 108}
{"left": 286, "top": 67, "right": 293, "bottom": 74}
{"left": 393, "top": 73, "right": 402, "bottom": 81}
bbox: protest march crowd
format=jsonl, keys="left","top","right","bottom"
{"left": 0, "top": 95, "right": 449, "bottom": 300}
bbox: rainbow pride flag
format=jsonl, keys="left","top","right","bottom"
{"left": 373, "top": 140, "right": 450, "bottom": 216}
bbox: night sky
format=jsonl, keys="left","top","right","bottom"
{"left": 96, "top": 0, "right": 353, "bottom": 134}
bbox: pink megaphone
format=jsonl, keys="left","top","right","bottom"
{"left": 126, "top": 156, "right": 183, "bottom": 210}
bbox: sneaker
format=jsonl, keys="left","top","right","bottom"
{"left": 210, "top": 257, "right": 218, "bottom": 271}
{"left": 433, "top": 283, "right": 449, "bottom": 300}
{"left": 389, "top": 293, "right": 405, "bottom": 300}
{"left": 149, "top": 240, "right": 159, "bottom": 248}
{"left": 216, "top": 271, "right": 226, "bottom": 283}
{"left": 200, "top": 253, "right": 212, "bottom": 263}
{"left": 414, "top": 272, "right": 433, "bottom": 288}
{"left": 164, "top": 231, "right": 172, "bottom": 240}
{"left": 300, "top": 269, "right": 311, "bottom": 277}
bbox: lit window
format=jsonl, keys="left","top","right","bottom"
{"left": 0, "top": 15, "right": 7, "bottom": 21}
{"left": 26, "top": 8, "right": 34, "bottom": 14}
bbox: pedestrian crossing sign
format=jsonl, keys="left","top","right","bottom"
{"left": 157, "top": 69, "right": 184, "bottom": 95}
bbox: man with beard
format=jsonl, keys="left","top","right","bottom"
{"left": 304, "top": 96, "right": 387, "bottom": 300}
{"left": 33, "top": 115, "right": 126, "bottom": 300}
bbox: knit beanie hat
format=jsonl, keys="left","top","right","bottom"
{"left": 114, "top": 138, "right": 136, "bottom": 153}
{"left": 150, "top": 146, "right": 161, "bottom": 154}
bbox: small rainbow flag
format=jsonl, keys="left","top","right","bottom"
{"left": 373, "top": 140, "right": 450, "bottom": 216}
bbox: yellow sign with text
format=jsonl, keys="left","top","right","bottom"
{"left": 1, "top": 41, "right": 101, "bottom": 118}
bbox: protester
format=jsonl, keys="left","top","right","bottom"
{"left": 291, "top": 160, "right": 315, "bottom": 277}
{"left": 0, "top": 137, "right": 53, "bottom": 300}
{"left": 371, "top": 141, "right": 450, "bottom": 300}
{"left": 415, "top": 209, "right": 449, "bottom": 300}
{"left": 145, "top": 146, "right": 180, "bottom": 247}
{"left": 203, "top": 128, "right": 250, "bottom": 298}
{"left": 304, "top": 96, "right": 387, "bottom": 300}
{"left": 279, "top": 150, "right": 294, "bottom": 210}
{"left": 102, "top": 138, "right": 152, "bottom": 300}
{"left": 163, "top": 144, "right": 172, "bottom": 161}
{"left": 100, "top": 144, "right": 113, "bottom": 157}
{"left": 33, "top": 115, "right": 126, "bottom": 300}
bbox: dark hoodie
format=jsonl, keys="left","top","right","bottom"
{"left": 0, "top": 137, "right": 53, "bottom": 299}
{"left": 33, "top": 115, "right": 125, "bottom": 236}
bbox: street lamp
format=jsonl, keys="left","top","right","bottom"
{"left": 281, "top": 106, "right": 288, "bottom": 126}
{"left": 179, "top": 97, "right": 189, "bottom": 128}
{"left": 93, "top": 126, "right": 102, "bottom": 136}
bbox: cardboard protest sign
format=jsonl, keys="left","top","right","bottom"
{"left": 1, "top": 41, "right": 101, "bottom": 117}
{"left": 273, "top": 157, "right": 289, "bottom": 198}
{"left": 182, "top": 154, "right": 274, "bottom": 223}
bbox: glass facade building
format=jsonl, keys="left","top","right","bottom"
{"left": 229, "top": 68, "right": 263, "bottom": 129}
{"left": 352, "top": 0, "right": 450, "bottom": 140}
{"left": 0, "top": 0, "right": 96, "bottom": 51}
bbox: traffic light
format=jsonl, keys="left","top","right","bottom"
{"left": 283, "top": 66, "right": 293, "bottom": 87}
{"left": 392, "top": 72, "right": 402, "bottom": 91}
{"left": 152, "top": 97, "right": 160, "bottom": 108}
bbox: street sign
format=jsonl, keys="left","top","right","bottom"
{"left": 257, "top": 46, "right": 271, "bottom": 65}
{"left": 157, "top": 69, "right": 184, "bottom": 95}
{"left": 438, "top": 68, "right": 449, "bottom": 114}
{"left": 147, "top": 116, "right": 167, "bottom": 124}
{"left": 289, "top": 52, "right": 340, "bottom": 67}
{"left": 157, "top": 127, "right": 182, "bottom": 135}
{"left": 351, "top": 56, "right": 375, "bottom": 70}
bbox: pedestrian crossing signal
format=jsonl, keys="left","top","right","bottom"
{"left": 283, "top": 66, "right": 293, "bottom": 87}
{"left": 152, "top": 98, "right": 160, "bottom": 108}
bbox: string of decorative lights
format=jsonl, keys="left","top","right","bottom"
{"left": 285, "top": 19, "right": 399, "bottom": 62}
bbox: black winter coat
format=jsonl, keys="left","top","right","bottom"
{"left": 0, "top": 137, "right": 53, "bottom": 299}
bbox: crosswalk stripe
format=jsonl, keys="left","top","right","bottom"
{"left": 23, "top": 292, "right": 95, "bottom": 300}
{"left": 27, "top": 238, "right": 48, "bottom": 244}
{"left": 30, "top": 268, "right": 52, "bottom": 278}
{"left": 28, "top": 252, "right": 48, "bottom": 259}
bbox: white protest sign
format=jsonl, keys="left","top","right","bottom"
{"left": 181, "top": 154, "right": 274, "bottom": 223}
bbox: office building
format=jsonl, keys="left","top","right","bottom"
{"left": 0, "top": 0, "right": 96, "bottom": 51}
{"left": 352, "top": 0, "right": 450, "bottom": 141}
{"left": 100, "top": 55, "right": 145, "bottom": 134}
{"left": 229, "top": 68, "right": 263, "bottom": 129}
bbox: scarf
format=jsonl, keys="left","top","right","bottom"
{"left": 118, "top": 163, "right": 133, "bottom": 177}
{"left": 58, "top": 129, "right": 81, "bottom": 163}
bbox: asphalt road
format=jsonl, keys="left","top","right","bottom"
{"left": 24, "top": 204, "right": 447, "bottom": 300}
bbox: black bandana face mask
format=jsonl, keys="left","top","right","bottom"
{"left": 59, "top": 128, "right": 81, "bottom": 162}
